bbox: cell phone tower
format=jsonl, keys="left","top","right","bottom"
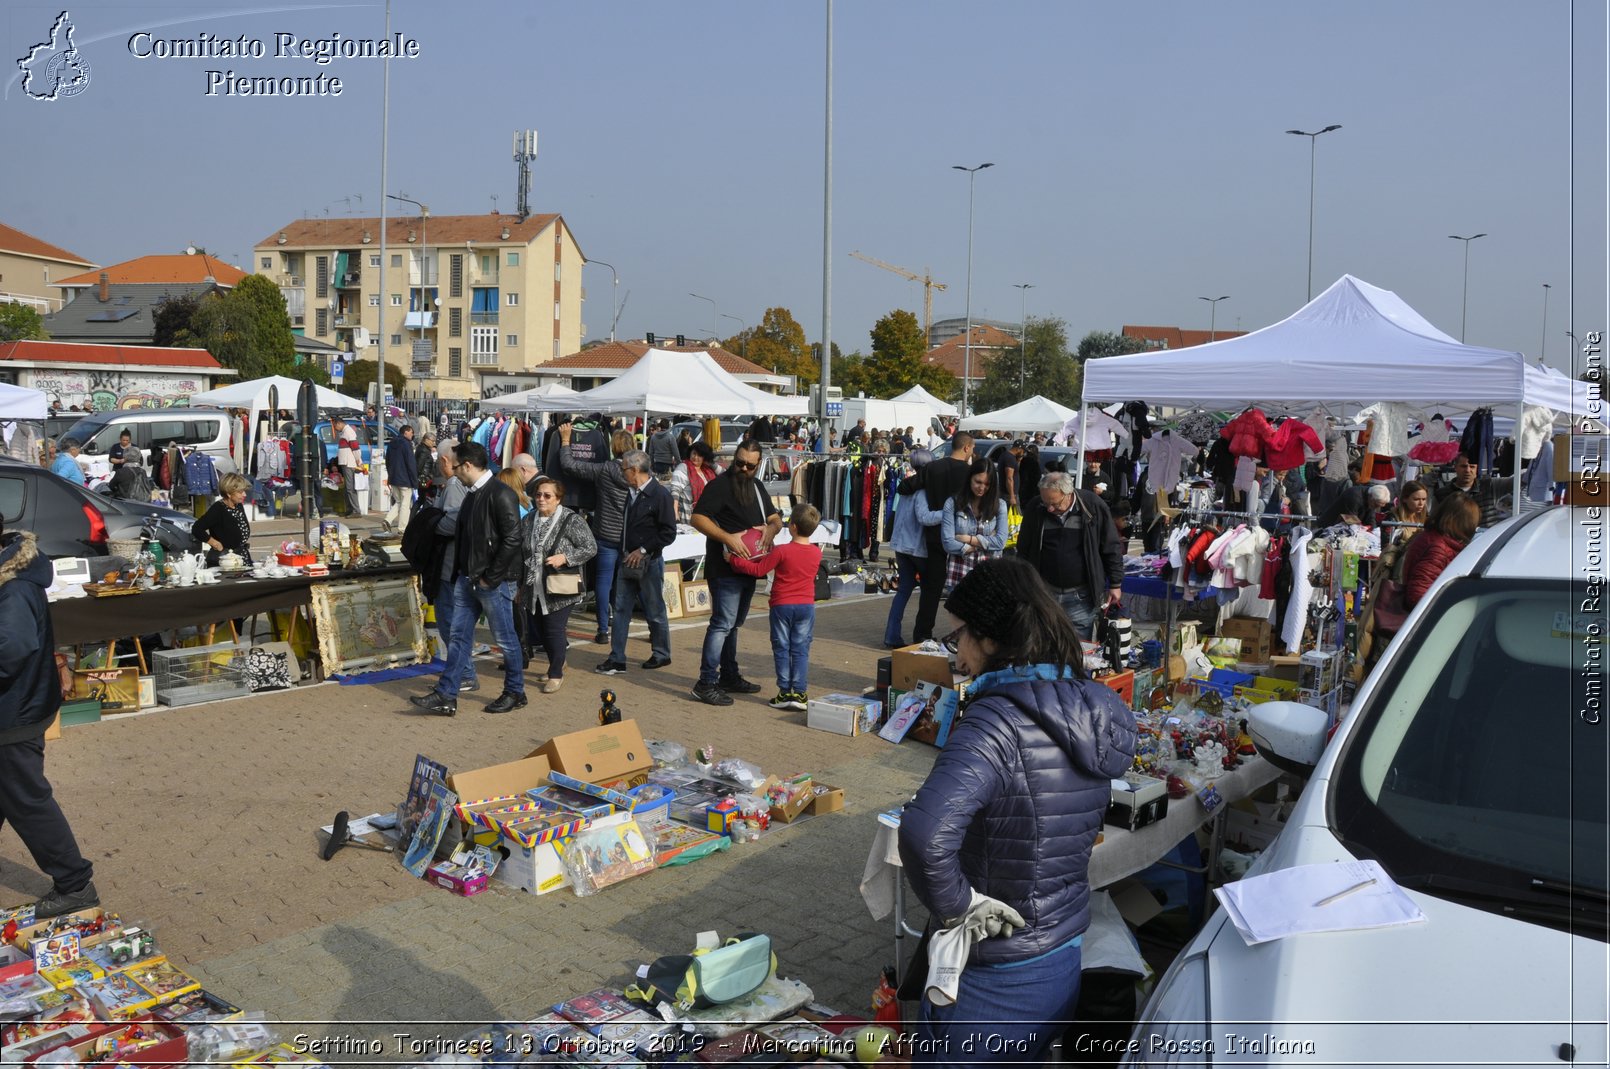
{"left": 513, "top": 129, "right": 537, "bottom": 222}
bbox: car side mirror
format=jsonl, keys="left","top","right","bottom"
{"left": 1247, "top": 700, "right": 1331, "bottom": 778}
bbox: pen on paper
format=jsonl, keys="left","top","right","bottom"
{"left": 1315, "top": 878, "right": 1377, "bottom": 907}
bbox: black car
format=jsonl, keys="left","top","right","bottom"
{"left": 0, "top": 459, "right": 196, "bottom": 559}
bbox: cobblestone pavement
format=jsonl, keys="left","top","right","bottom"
{"left": 5, "top": 588, "right": 940, "bottom": 1043}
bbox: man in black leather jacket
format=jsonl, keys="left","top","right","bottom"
{"left": 409, "top": 440, "right": 527, "bottom": 716}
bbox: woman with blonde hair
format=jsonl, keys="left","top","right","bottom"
{"left": 192, "top": 472, "right": 254, "bottom": 566}
{"left": 496, "top": 468, "right": 532, "bottom": 518}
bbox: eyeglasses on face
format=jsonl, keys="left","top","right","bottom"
{"left": 731, "top": 458, "right": 758, "bottom": 472}
{"left": 534, "top": 491, "right": 558, "bottom": 500}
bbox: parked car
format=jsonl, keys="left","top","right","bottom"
{"left": 56, "top": 408, "right": 238, "bottom": 475}
{"left": 307, "top": 419, "right": 407, "bottom": 466}
{"left": 0, "top": 458, "right": 196, "bottom": 558}
{"left": 1126, "top": 505, "right": 1607, "bottom": 1067}
{"left": 934, "top": 436, "right": 1010, "bottom": 462}
{"left": 670, "top": 419, "right": 757, "bottom": 449}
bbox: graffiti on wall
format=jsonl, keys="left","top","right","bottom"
{"left": 28, "top": 370, "right": 205, "bottom": 411}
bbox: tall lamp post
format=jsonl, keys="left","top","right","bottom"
{"left": 953, "top": 162, "right": 993, "bottom": 415}
{"left": 1012, "top": 282, "right": 1033, "bottom": 396}
{"left": 720, "top": 312, "right": 748, "bottom": 360}
{"left": 1448, "top": 233, "right": 1487, "bottom": 342}
{"left": 1539, "top": 283, "right": 1551, "bottom": 363}
{"left": 386, "top": 193, "right": 429, "bottom": 374}
{"left": 1198, "top": 295, "right": 1230, "bottom": 342}
{"left": 588, "top": 258, "right": 619, "bottom": 342}
{"left": 1286, "top": 124, "right": 1342, "bottom": 302}
{"left": 688, "top": 292, "right": 717, "bottom": 340}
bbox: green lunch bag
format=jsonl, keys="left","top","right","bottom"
{"left": 625, "top": 932, "right": 776, "bottom": 1011}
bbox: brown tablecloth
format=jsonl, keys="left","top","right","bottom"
{"left": 50, "top": 564, "right": 414, "bottom": 646}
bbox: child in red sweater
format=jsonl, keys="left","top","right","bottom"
{"left": 728, "top": 505, "right": 823, "bottom": 711}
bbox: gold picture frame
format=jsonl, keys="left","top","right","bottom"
{"left": 662, "top": 567, "right": 685, "bottom": 620}
{"left": 681, "top": 579, "right": 713, "bottom": 617}
{"left": 308, "top": 574, "right": 430, "bottom": 675}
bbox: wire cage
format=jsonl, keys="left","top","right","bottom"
{"left": 152, "top": 640, "right": 252, "bottom": 706}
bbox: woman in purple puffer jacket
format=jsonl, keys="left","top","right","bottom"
{"left": 898, "top": 557, "right": 1137, "bottom": 1066}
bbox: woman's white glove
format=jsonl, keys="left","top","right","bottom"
{"left": 927, "top": 892, "right": 1028, "bottom": 1006}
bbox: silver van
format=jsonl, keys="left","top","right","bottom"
{"left": 56, "top": 408, "right": 238, "bottom": 474}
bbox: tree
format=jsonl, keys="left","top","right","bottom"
{"left": 841, "top": 309, "right": 959, "bottom": 400}
{"left": 188, "top": 275, "right": 300, "bottom": 380}
{"left": 1077, "top": 330, "right": 1147, "bottom": 360}
{"left": 973, "top": 316, "right": 1079, "bottom": 412}
{"left": 151, "top": 292, "right": 205, "bottom": 347}
{"left": 338, "top": 357, "right": 403, "bottom": 400}
{"left": 0, "top": 302, "right": 48, "bottom": 342}
{"left": 735, "top": 307, "right": 818, "bottom": 386}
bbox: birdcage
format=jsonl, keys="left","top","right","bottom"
{"left": 152, "top": 640, "right": 252, "bottom": 706}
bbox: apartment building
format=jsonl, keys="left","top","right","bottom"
{"left": 0, "top": 220, "right": 95, "bottom": 315}
{"left": 254, "top": 211, "right": 585, "bottom": 400}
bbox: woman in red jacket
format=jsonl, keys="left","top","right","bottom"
{"left": 1401, "top": 493, "right": 1480, "bottom": 607}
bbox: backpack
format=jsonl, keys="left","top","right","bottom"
{"left": 624, "top": 932, "right": 776, "bottom": 1012}
{"left": 401, "top": 504, "right": 450, "bottom": 601}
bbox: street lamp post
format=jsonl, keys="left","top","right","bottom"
{"left": 1012, "top": 282, "right": 1033, "bottom": 396}
{"left": 720, "top": 313, "right": 748, "bottom": 360}
{"left": 1286, "top": 125, "right": 1342, "bottom": 301}
{"left": 1198, "top": 295, "right": 1230, "bottom": 342}
{"left": 386, "top": 194, "right": 429, "bottom": 371}
{"left": 953, "top": 162, "right": 994, "bottom": 415}
{"left": 1539, "top": 283, "right": 1551, "bottom": 363}
{"left": 588, "top": 258, "right": 619, "bottom": 342}
{"left": 688, "top": 292, "right": 717, "bottom": 340}
{"left": 1448, "top": 233, "right": 1487, "bottom": 342}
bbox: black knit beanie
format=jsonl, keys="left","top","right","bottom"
{"left": 944, "top": 561, "right": 1019, "bottom": 646}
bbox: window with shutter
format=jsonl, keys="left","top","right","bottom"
{"left": 449, "top": 254, "right": 463, "bottom": 297}
{"left": 449, "top": 307, "right": 462, "bottom": 337}
{"left": 315, "top": 256, "right": 329, "bottom": 298}
{"left": 449, "top": 347, "right": 462, "bottom": 377}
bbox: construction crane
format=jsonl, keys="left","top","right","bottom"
{"left": 849, "top": 251, "right": 947, "bottom": 349}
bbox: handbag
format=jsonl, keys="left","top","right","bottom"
{"left": 625, "top": 932, "right": 776, "bottom": 1012}
{"left": 544, "top": 513, "right": 585, "bottom": 596}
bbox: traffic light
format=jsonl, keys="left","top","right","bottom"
{"left": 675, "top": 334, "right": 685, "bottom": 347}
{"left": 645, "top": 332, "right": 656, "bottom": 345}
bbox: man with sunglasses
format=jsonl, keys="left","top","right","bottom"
{"left": 690, "top": 439, "right": 783, "bottom": 705}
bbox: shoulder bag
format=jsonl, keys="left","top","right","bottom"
{"left": 544, "top": 512, "right": 585, "bottom": 596}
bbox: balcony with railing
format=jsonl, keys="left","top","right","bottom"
{"left": 404, "top": 311, "right": 438, "bottom": 330}
{"left": 333, "top": 312, "right": 363, "bottom": 328}
{"left": 336, "top": 272, "right": 362, "bottom": 288}
{"left": 470, "top": 311, "right": 500, "bottom": 325}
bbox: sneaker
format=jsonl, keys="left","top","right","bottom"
{"left": 593, "top": 630, "right": 610, "bottom": 644}
{"left": 594, "top": 660, "right": 628, "bottom": 676}
{"left": 640, "top": 655, "right": 672, "bottom": 670}
{"left": 34, "top": 881, "right": 98, "bottom": 920}
{"left": 484, "top": 691, "right": 528, "bottom": 714}
{"left": 786, "top": 692, "right": 810, "bottom": 712}
{"left": 768, "top": 691, "right": 794, "bottom": 710}
{"left": 408, "top": 691, "right": 457, "bottom": 716}
{"left": 691, "top": 681, "right": 734, "bottom": 706}
{"left": 719, "top": 675, "right": 762, "bottom": 695}
{"left": 458, "top": 678, "right": 481, "bottom": 693}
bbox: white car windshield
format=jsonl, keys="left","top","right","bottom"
{"left": 1332, "top": 579, "right": 1607, "bottom": 936}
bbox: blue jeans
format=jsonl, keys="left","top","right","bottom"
{"left": 1054, "top": 586, "right": 1100, "bottom": 641}
{"left": 883, "top": 552, "right": 924, "bottom": 646}
{"left": 438, "top": 577, "right": 523, "bottom": 698}
{"left": 698, "top": 575, "right": 756, "bottom": 686}
{"left": 432, "top": 575, "right": 479, "bottom": 688}
{"left": 593, "top": 543, "right": 620, "bottom": 636}
{"left": 918, "top": 938, "right": 1082, "bottom": 1066}
{"left": 610, "top": 555, "right": 671, "bottom": 663}
{"left": 769, "top": 603, "right": 815, "bottom": 693}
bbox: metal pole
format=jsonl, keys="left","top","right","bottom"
{"left": 1449, "top": 233, "right": 1486, "bottom": 342}
{"left": 1013, "top": 282, "right": 1033, "bottom": 399}
{"left": 1540, "top": 283, "right": 1550, "bottom": 362}
{"left": 819, "top": 0, "right": 833, "bottom": 430}
{"left": 1286, "top": 126, "right": 1340, "bottom": 301}
{"left": 689, "top": 293, "right": 717, "bottom": 340}
{"left": 372, "top": 0, "right": 391, "bottom": 514}
{"left": 589, "top": 259, "right": 618, "bottom": 342}
{"left": 721, "top": 313, "right": 747, "bottom": 360}
{"left": 953, "top": 162, "right": 993, "bottom": 415}
{"left": 1199, "top": 295, "right": 1229, "bottom": 342}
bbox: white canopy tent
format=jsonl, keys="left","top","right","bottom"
{"left": 190, "top": 375, "right": 365, "bottom": 416}
{"left": 1080, "top": 275, "right": 1605, "bottom": 514}
{"left": 481, "top": 383, "right": 584, "bottom": 414}
{"left": 0, "top": 382, "right": 48, "bottom": 420}
{"left": 889, "top": 383, "right": 959, "bottom": 417}
{"left": 571, "top": 348, "right": 808, "bottom": 417}
{"left": 957, "top": 394, "right": 1078, "bottom": 434}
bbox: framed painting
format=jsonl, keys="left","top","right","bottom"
{"left": 682, "top": 579, "right": 713, "bottom": 617}
{"left": 309, "top": 574, "right": 430, "bottom": 675}
{"left": 663, "top": 567, "right": 684, "bottom": 620}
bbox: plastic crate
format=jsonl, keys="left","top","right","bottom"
{"left": 1187, "top": 668, "right": 1255, "bottom": 698}
{"left": 152, "top": 640, "right": 251, "bottom": 706}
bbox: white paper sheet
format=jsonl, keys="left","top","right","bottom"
{"left": 1214, "top": 859, "right": 1426, "bottom": 945}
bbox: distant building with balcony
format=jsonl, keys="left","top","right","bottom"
{"left": 54, "top": 253, "right": 246, "bottom": 304}
{"left": 254, "top": 211, "right": 585, "bottom": 400}
{"left": 0, "top": 220, "right": 95, "bottom": 316}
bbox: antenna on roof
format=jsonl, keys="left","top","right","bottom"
{"left": 512, "top": 128, "right": 537, "bottom": 222}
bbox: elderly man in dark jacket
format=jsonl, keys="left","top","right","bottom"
{"left": 594, "top": 449, "right": 679, "bottom": 676}
{"left": 384, "top": 423, "right": 419, "bottom": 532}
{"left": 1016, "top": 469, "right": 1124, "bottom": 640}
{"left": 409, "top": 440, "right": 525, "bottom": 716}
{"left": 0, "top": 524, "right": 98, "bottom": 918}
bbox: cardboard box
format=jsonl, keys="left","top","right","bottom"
{"left": 1218, "top": 617, "right": 1272, "bottom": 663}
{"left": 29, "top": 1020, "right": 189, "bottom": 1067}
{"left": 808, "top": 783, "right": 844, "bottom": 816}
{"left": 445, "top": 752, "right": 552, "bottom": 848}
{"left": 15, "top": 908, "right": 116, "bottom": 953}
{"left": 0, "top": 943, "right": 35, "bottom": 983}
{"left": 426, "top": 861, "right": 490, "bottom": 897}
{"left": 805, "top": 693, "right": 881, "bottom": 736}
{"left": 535, "top": 720, "right": 652, "bottom": 785}
{"left": 494, "top": 837, "right": 571, "bottom": 895}
{"left": 1554, "top": 431, "right": 1608, "bottom": 482}
{"left": 891, "top": 643, "right": 954, "bottom": 693}
{"left": 1105, "top": 777, "right": 1169, "bottom": 832}
{"left": 764, "top": 775, "right": 815, "bottom": 823}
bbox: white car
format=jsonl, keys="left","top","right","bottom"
{"left": 1127, "top": 505, "right": 1608, "bottom": 1067}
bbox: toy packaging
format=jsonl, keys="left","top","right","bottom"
{"left": 554, "top": 987, "right": 637, "bottom": 1026}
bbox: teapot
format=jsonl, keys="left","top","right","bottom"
{"left": 218, "top": 550, "right": 245, "bottom": 571}
{"left": 172, "top": 552, "right": 202, "bottom": 585}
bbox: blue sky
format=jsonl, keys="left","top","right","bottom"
{"left": 5, "top": 0, "right": 1605, "bottom": 376}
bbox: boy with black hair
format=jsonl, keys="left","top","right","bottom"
{"left": 728, "top": 505, "right": 824, "bottom": 712}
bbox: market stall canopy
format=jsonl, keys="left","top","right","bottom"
{"left": 481, "top": 383, "right": 584, "bottom": 414}
{"left": 889, "top": 383, "right": 959, "bottom": 417}
{"left": 1083, "top": 275, "right": 1595, "bottom": 417}
{"left": 957, "top": 394, "right": 1078, "bottom": 433}
{"left": 571, "top": 348, "right": 808, "bottom": 417}
{"left": 190, "top": 375, "right": 364, "bottom": 414}
{"left": 0, "top": 382, "right": 48, "bottom": 420}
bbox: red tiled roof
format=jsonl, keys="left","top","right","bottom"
{"left": 0, "top": 339, "right": 222, "bottom": 369}
{"left": 56, "top": 254, "right": 247, "bottom": 288}
{"left": 257, "top": 213, "right": 562, "bottom": 249}
{"left": 1123, "top": 325, "right": 1249, "bottom": 350}
{"left": 923, "top": 324, "right": 1018, "bottom": 377}
{"left": 0, "top": 221, "right": 94, "bottom": 267}
{"left": 547, "top": 340, "right": 777, "bottom": 378}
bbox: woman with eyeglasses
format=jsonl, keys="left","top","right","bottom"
{"left": 522, "top": 475, "right": 596, "bottom": 693}
{"left": 897, "top": 557, "right": 1136, "bottom": 1065}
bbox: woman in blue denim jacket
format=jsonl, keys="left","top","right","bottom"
{"left": 882, "top": 450, "right": 934, "bottom": 648}
{"left": 918, "top": 458, "right": 1008, "bottom": 592}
